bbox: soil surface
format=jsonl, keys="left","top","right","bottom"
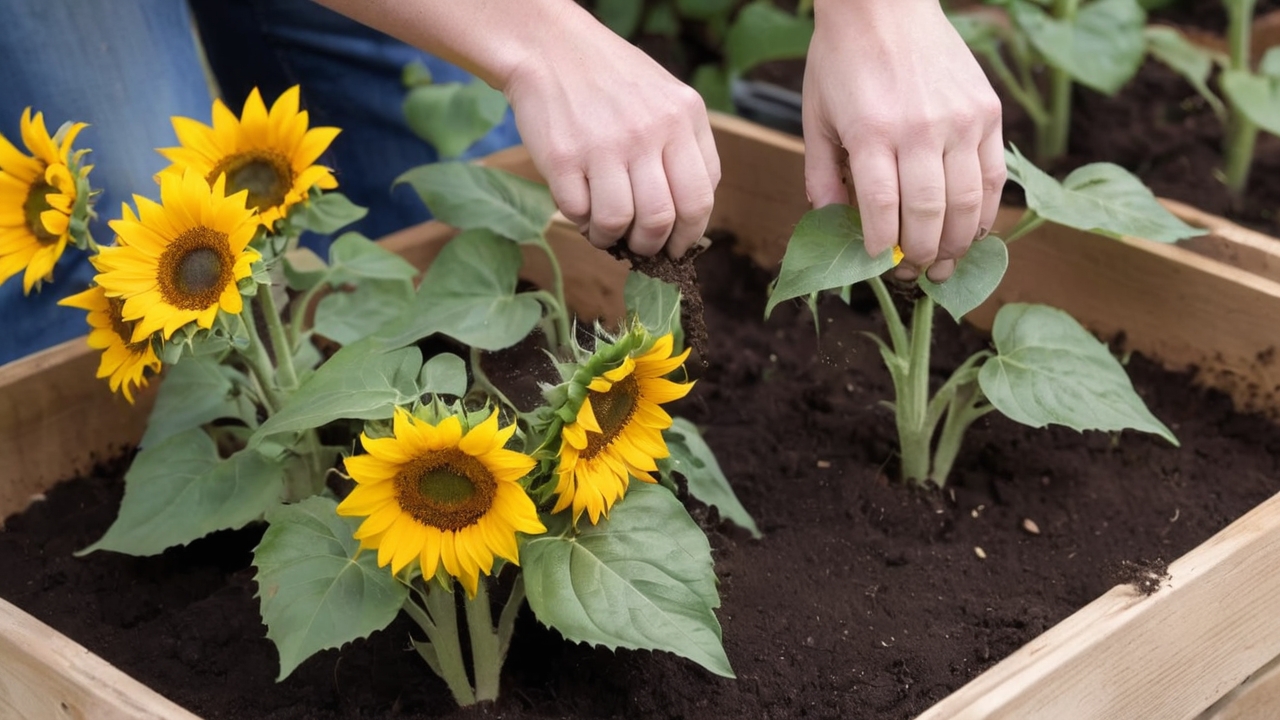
{"left": 4, "top": 241, "right": 1280, "bottom": 719}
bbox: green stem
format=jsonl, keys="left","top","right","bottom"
{"left": 983, "top": 49, "right": 1050, "bottom": 129}
{"left": 867, "top": 277, "right": 909, "bottom": 357}
{"left": 287, "top": 282, "right": 326, "bottom": 350}
{"left": 1001, "top": 211, "right": 1047, "bottom": 245}
{"left": 239, "top": 313, "right": 283, "bottom": 414}
{"left": 1223, "top": 0, "right": 1258, "bottom": 199}
{"left": 469, "top": 346, "right": 519, "bottom": 411}
{"left": 897, "top": 295, "right": 935, "bottom": 485}
{"left": 532, "top": 234, "right": 572, "bottom": 356}
{"left": 1040, "top": 0, "right": 1080, "bottom": 163}
{"left": 496, "top": 574, "right": 525, "bottom": 662}
{"left": 258, "top": 288, "right": 299, "bottom": 392}
{"left": 930, "top": 385, "right": 996, "bottom": 487}
{"left": 412, "top": 582, "right": 477, "bottom": 706}
{"left": 464, "top": 580, "right": 503, "bottom": 702}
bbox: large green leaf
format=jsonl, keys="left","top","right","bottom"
{"left": 418, "top": 352, "right": 468, "bottom": 397}
{"left": 379, "top": 229, "right": 542, "bottom": 351}
{"left": 313, "top": 278, "right": 415, "bottom": 346}
{"left": 1005, "top": 147, "right": 1204, "bottom": 242}
{"left": 289, "top": 192, "right": 368, "bottom": 235}
{"left": 403, "top": 80, "right": 510, "bottom": 159}
{"left": 81, "top": 430, "right": 284, "bottom": 556}
{"left": 395, "top": 163, "right": 555, "bottom": 242}
{"left": 1144, "top": 25, "right": 1226, "bottom": 119}
{"left": 522, "top": 483, "right": 732, "bottom": 677}
{"left": 663, "top": 418, "right": 761, "bottom": 538}
{"left": 1221, "top": 68, "right": 1280, "bottom": 137}
{"left": 919, "top": 234, "right": 1010, "bottom": 322}
{"left": 252, "top": 341, "right": 425, "bottom": 440}
{"left": 724, "top": 1, "right": 814, "bottom": 74}
{"left": 978, "top": 303, "right": 1177, "bottom": 444}
{"left": 691, "top": 63, "right": 734, "bottom": 114}
{"left": 140, "top": 356, "right": 256, "bottom": 448}
{"left": 327, "top": 232, "right": 419, "bottom": 285}
{"left": 766, "top": 204, "right": 898, "bottom": 317}
{"left": 255, "top": 496, "right": 408, "bottom": 680}
{"left": 1010, "top": 0, "right": 1146, "bottom": 94}
{"left": 625, "top": 271, "right": 683, "bottom": 341}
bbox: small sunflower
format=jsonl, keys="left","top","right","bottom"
{"left": 59, "top": 284, "right": 161, "bottom": 403}
{"left": 159, "top": 86, "right": 340, "bottom": 230}
{"left": 0, "top": 108, "right": 87, "bottom": 293}
{"left": 93, "top": 169, "right": 260, "bottom": 341}
{"left": 554, "top": 333, "right": 694, "bottom": 524}
{"left": 338, "top": 407, "right": 545, "bottom": 597}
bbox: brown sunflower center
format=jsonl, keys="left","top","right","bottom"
{"left": 23, "top": 179, "right": 60, "bottom": 245}
{"left": 106, "top": 296, "right": 153, "bottom": 352}
{"left": 394, "top": 448, "right": 497, "bottom": 531}
{"left": 583, "top": 375, "right": 639, "bottom": 458}
{"left": 157, "top": 227, "right": 235, "bottom": 310}
{"left": 210, "top": 151, "right": 294, "bottom": 213}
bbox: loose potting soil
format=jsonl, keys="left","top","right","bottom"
{"left": 3, "top": 240, "right": 1279, "bottom": 719}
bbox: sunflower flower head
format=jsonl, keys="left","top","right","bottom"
{"left": 158, "top": 86, "right": 340, "bottom": 231}
{"left": 93, "top": 169, "right": 261, "bottom": 341}
{"left": 58, "top": 284, "right": 162, "bottom": 403}
{"left": 0, "top": 108, "right": 93, "bottom": 294}
{"left": 337, "top": 406, "right": 545, "bottom": 597}
{"left": 550, "top": 329, "right": 694, "bottom": 525}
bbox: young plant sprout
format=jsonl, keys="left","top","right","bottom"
{"left": 952, "top": 0, "right": 1148, "bottom": 163}
{"left": 768, "top": 149, "right": 1203, "bottom": 487}
{"left": 1144, "top": 0, "right": 1280, "bottom": 200}
{"left": 37, "top": 84, "right": 758, "bottom": 706}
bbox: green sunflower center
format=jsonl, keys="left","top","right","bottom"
{"left": 106, "top": 296, "right": 153, "bottom": 353}
{"left": 583, "top": 375, "right": 639, "bottom": 458}
{"left": 157, "top": 227, "right": 236, "bottom": 310}
{"left": 394, "top": 449, "right": 497, "bottom": 531}
{"left": 23, "top": 179, "right": 59, "bottom": 245}
{"left": 210, "top": 151, "right": 294, "bottom": 213}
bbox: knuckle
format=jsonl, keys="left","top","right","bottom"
{"left": 983, "top": 165, "right": 1008, "bottom": 194}
{"left": 593, "top": 211, "right": 633, "bottom": 236}
{"left": 904, "top": 194, "right": 947, "bottom": 221}
{"left": 862, "top": 187, "right": 900, "bottom": 215}
{"left": 949, "top": 188, "right": 985, "bottom": 215}
{"left": 678, "top": 188, "right": 715, "bottom": 222}
{"left": 636, "top": 205, "right": 677, "bottom": 233}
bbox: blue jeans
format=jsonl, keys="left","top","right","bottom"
{"left": 0, "top": 0, "right": 520, "bottom": 365}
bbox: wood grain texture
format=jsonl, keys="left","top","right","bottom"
{"left": 1197, "top": 654, "right": 1280, "bottom": 720}
{"left": 0, "top": 598, "right": 198, "bottom": 720}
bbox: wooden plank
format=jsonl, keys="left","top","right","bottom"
{"left": 1163, "top": 198, "right": 1280, "bottom": 284}
{"left": 916, "top": 488, "right": 1280, "bottom": 720}
{"left": 0, "top": 598, "right": 199, "bottom": 720}
{"left": 1197, "top": 654, "right": 1280, "bottom": 720}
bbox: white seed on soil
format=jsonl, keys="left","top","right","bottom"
{"left": 816, "top": 460, "right": 831, "bottom": 469}
{"left": 974, "top": 546, "right": 987, "bottom": 560}
{"left": 1022, "top": 518, "right": 1041, "bottom": 535}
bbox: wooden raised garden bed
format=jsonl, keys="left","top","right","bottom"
{"left": 3, "top": 113, "right": 1280, "bottom": 719}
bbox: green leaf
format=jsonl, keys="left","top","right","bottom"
{"left": 1261, "top": 47, "right": 1280, "bottom": 78}
{"left": 289, "top": 192, "right": 369, "bottom": 235}
{"left": 140, "top": 356, "right": 255, "bottom": 448}
{"left": 919, "top": 234, "right": 1010, "bottom": 322}
{"left": 625, "top": 271, "right": 683, "bottom": 343}
{"left": 766, "top": 204, "right": 898, "bottom": 317}
{"left": 1005, "top": 147, "right": 1204, "bottom": 242}
{"left": 253, "top": 341, "right": 424, "bottom": 440}
{"left": 691, "top": 63, "right": 734, "bottom": 114}
{"left": 724, "top": 2, "right": 814, "bottom": 74}
{"left": 643, "top": 0, "right": 681, "bottom": 38}
{"left": 401, "top": 61, "right": 433, "bottom": 88}
{"left": 313, "top": 279, "right": 415, "bottom": 346}
{"left": 950, "top": 11, "right": 1005, "bottom": 55}
{"left": 255, "top": 496, "right": 408, "bottom": 680}
{"left": 283, "top": 247, "right": 328, "bottom": 292}
{"left": 418, "top": 352, "right": 468, "bottom": 397}
{"left": 379, "top": 229, "right": 542, "bottom": 351}
{"left": 402, "top": 80, "right": 510, "bottom": 159}
{"left": 81, "top": 430, "right": 284, "bottom": 556}
{"left": 978, "top": 303, "right": 1177, "bottom": 444}
{"left": 1144, "top": 25, "right": 1226, "bottom": 120}
{"left": 1221, "top": 69, "right": 1280, "bottom": 137}
{"left": 395, "top": 163, "right": 555, "bottom": 243}
{"left": 1010, "top": 0, "right": 1146, "bottom": 95}
{"left": 596, "top": 0, "right": 644, "bottom": 37}
{"left": 677, "top": 0, "right": 736, "bottom": 21}
{"left": 327, "top": 232, "right": 419, "bottom": 285}
{"left": 523, "top": 483, "right": 732, "bottom": 678}
{"left": 663, "top": 418, "right": 761, "bottom": 538}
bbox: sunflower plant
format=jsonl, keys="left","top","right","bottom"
{"left": 768, "top": 149, "right": 1204, "bottom": 487}
{"left": 48, "top": 84, "right": 755, "bottom": 706}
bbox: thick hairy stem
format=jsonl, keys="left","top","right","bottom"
{"left": 897, "top": 295, "right": 936, "bottom": 485}
{"left": 464, "top": 580, "right": 503, "bottom": 702}
{"left": 410, "top": 583, "right": 477, "bottom": 706}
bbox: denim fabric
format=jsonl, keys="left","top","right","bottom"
{"left": 1, "top": 0, "right": 521, "bottom": 364}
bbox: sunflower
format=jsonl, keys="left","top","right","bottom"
{"left": 0, "top": 109, "right": 87, "bottom": 294}
{"left": 158, "top": 86, "right": 340, "bottom": 230}
{"left": 337, "top": 407, "right": 545, "bottom": 597}
{"left": 554, "top": 333, "right": 694, "bottom": 524}
{"left": 93, "top": 169, "right": 259, "bottom": 341}
{"left": 59, "top": 284, "right": 161, "bottom": 403}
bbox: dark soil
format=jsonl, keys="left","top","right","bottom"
{"left": 4, "top": 241, "right": 1280, "bottom": 719}
{"left": 607, "top": 240, "right": 711, "bottom": 363}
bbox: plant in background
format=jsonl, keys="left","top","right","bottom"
{"left": 49, "top": 83, "right": 757, "bottom": 707}
{"left": 953, "top": 0, "right": 1149, "bottom": 163}
{"left": 767, "top": 149, "right": 1201, "bottom": 486}
{"left": 1144, "top": 0, "right": 1280, "bottom": 201}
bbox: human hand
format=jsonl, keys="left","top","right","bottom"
{"left": 502, "top": 7, "right": 720, "bottom": 258}
{"left": 802, "top": 0, "right": 1005, "bottom": 282}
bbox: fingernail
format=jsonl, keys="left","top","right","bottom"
{"left": 927, "top": 259, "right": 957, "bottom": 283}
{"left": 975, "top": 226, "right": 989, "bottom": 241}
{"left": 894, "top": 265, "right": 919, "bottom": 282}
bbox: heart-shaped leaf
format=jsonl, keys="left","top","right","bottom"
{"left": 919, "top": 234, "right": 1010, "bottom": 322}
{"left": 766, "top": 204, "right": 899, "bottom": 317}
{"left": 402, "top": 80, "right": 510, "bottom": 160}
{"left": 395, "top": 163, "right": 555, "bottom": 243}
{"left": 1011, "top": 0, "right": 1146, "bottom": 94}
{"left": 725, "top": 1, "right": 814, "bottom": 74}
